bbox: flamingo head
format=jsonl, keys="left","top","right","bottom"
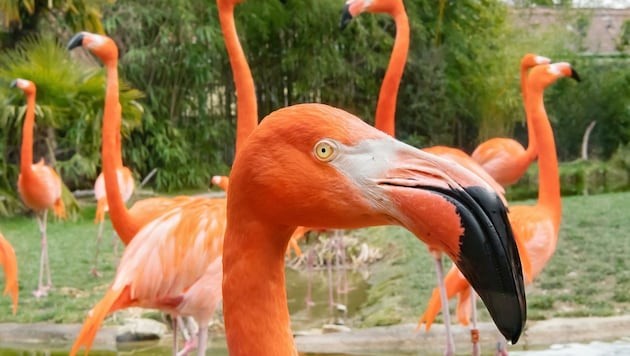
{"left": 10, "top": 78, "right": 35, "bottom": 95}
{"left": 210, "top": 175, "right": 229, "bottom": 192}
{"left": 530, "top": 62, "right": 581, "bottom": 89}
{"left": 340, "top": 0, "right": 404, "bottom": 29}
{"left": 521, "top": 53, "right": 552, "bottom": 71}
{"left": 67, "top": 31, "right": 118, "bottom": 64}
{"left": 227, "top": 103, "right": 527, "bottom": 343}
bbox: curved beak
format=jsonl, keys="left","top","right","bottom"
{"left": 570, "top": 67, "right": 581, "bottom": 82}
{"left": 9, "top": 79, "right": 17, "bottom": 88}
{"left": 340, "top": 4, "right": 353, "bottom": 30}
{"left": 337, "top": 138, "right": 527, "bottom": 344}
{"left": 67, "top": 32, "right": 85, "bottom": 51}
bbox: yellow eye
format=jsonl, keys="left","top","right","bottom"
{"left": 313, "top": 140, "right": 337, "bottom": 162}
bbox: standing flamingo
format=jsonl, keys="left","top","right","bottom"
{"left": 471, "top": 53, "right": 551, "bottom": 187}
{"left": 11, "top": 78, "right": 67, "bottom": 298}
{"left": 341, "top": 2, "right": 507, "bottom": 353}
{"left": 0, "top": 232, "right": 19, "bottom": 314}
{"left": 67, "top": 32, "right": 223, "bottom": 356}
{"left": 417, "top": 62, "right": 580, "bottom": 355}
{"left": 222, "top": 103, "right": 526, "bottom": 355}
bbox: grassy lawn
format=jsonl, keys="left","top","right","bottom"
{"left": 0, "top": 191, "right": 629, "bottom": 328}
{"left": 353, "top": 191, "right": 630, "bottom": 327}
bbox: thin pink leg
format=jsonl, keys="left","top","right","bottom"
{"left": 172, "top": 316, "right": 179, "bottom": 356}
{"left": 91, "top": 219, "right": 105, "bottom": 277}
{"left": 432, "top": 251, "right": 455, "bottom": 356}
{"left": 33, "top": 212, "right": 48, "bottom": 298}
{"left": 196, "top": 326, "right": 208, "bottom": 356}
{"left": 42, "top": 209, "right": 52, "bottom": 291}
{"left": 471, "top": 287, "right": 480, "bottom": 356}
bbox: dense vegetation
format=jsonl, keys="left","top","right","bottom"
{"left": 0, "top": 0, "right": 629, "bottom": 216}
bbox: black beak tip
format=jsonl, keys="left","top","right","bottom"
{"left": 279, "top": 0, "right": 287, "bottom": 4}
{"left": 571, "top": 67, "right": 581, "bottom": 82}
{"left": 442, "top": 186, "right": 526, "bottom": 344}
{"left": 67, "top": 32, "right": 85, "bottom": 51}
{"left": 340, "top": 4, "right": 353, "bottom": 30}
{"left": 9, "top": 79, "right": 17, "bottom": 88}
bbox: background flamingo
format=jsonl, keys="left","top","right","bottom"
{"left": 418, "top": 62, "right": 580, "bottom": 355}
{"left": 70, "top": 198, "right": 226, "bottom": 356}
{"left": 341, "top": 1, "right": 505, "bottom": 353}
{"left": 67, "top": 31, "right": 223, "bottom": 355}
{"left": 0, "top": 232, "right": 19, "bottom": 314}
{"left": 222, "top": 103, "right": 526, "bottom": 355}
{"left": 471, "top": 53, "right": 552, "bottom": 187}
{"left": 11, "top": 78, "right": 67, "bottom": 298}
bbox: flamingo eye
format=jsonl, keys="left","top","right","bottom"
{"left": 313, "top": 140, "right": 338, "bottom": 162}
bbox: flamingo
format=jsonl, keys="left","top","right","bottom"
{"left": 70, "top": 198, "right": 225, "bottom": 356}
{"left": 341, "top": 2, "right": 506, "bottom": 353}
{"left": 0, "top": 232, "right": 19, "bottom": 314}
{"left": 222, "top": 103, "right": 527, "bottom": 355}
{"left": 11, "top": 78, "right": 67, "bottom": 298}
{"left": 471, "top": 53, "right": 552, "bottom": 187}
{"left": 417, "top": 62, "right": 580, "bottom": 355}
{"left": 67, "top": 32, "right": 223, "bottom": 356}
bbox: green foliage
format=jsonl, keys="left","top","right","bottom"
{"left": 0, "top": 34, "right": 143, "bottom": 216}
{"left": 543, "top": 58, "right": 630, "bottom": 161}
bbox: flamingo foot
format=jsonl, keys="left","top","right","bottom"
{"left": 32, "top": 288, "right": 48, "bottom": 298}
{"left": 305, "top": 299, "right": 315, "bottom": 307}
{"left": 176, "top": 335, "right": 198, "bottom": 356}
{"left": 90, "top": 268, "right": 102, "bottom": 278}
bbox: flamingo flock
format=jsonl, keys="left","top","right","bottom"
{"left": 0, "top": 1, "right": 585, "bottom": 355}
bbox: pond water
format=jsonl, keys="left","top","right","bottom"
{"left": 0, "top": 267, "right": 370, "bottom": 355}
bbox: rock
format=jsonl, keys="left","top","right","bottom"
{"left": 322, "top": 324, "right": 352, "bottom": 334}
{"left": 116, "top": 318, "right": 168, "bottom": 343}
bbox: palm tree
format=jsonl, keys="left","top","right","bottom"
{"left": 0, "top": 34, "right": 144, "bottom": 216}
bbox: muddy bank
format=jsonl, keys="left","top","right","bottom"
{"left": 1, "top": 315, "right": 629, "bottom": 354}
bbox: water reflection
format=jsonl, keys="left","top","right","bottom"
{"left": 0, "top": 268, "right": 369, "bottom": 356}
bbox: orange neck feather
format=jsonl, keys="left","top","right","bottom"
{"left": 223, "top": 220, "right": 297, "bottom": 356}
{"left": 20, "top": 93, "right": 36, "bottom": 176}
{"left": 102, "top": 60, "right": 141, "bottom": 242}
{"left": 521, "top": 64, "right": 537, "bottom": 161}
{"left": 526, "top": 84, "right": 561, "bottom": 227}
{"left": 374, "top": 8, "right": 409, "bottom": 137}
{"left": 218, "top": 1, "right": 258, "bottom": 155}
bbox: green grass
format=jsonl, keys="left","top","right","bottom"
{"left": 0, "top": 203, "right": 119, "bottom": 323}
{"left": 0, "top": 192, "right": 630, "bottom": 328}
{"left": 351, "top": 191, "right": 630, "bottom": 327}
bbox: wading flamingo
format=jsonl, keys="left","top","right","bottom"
{"left": 0, "top": 233, "right": 19, "bottom": 314}
{"left": 70, "top": 198, "right": 225, "bottom": 356}
{"left": 341, "top": 2, "right": 504, "bottom": 353}
{"left": 471, "top": 53, "right": 552, "bottom": 187}
{"left": 12, "top": 78, "right": 67, "bottom": 298}
{"left": 222, "top": 103, "right": 526, "bottom": 355}
{"left": 418, "top": 62, "right": 580, "bottom": 355}
{"left": 67, "top": 32, "right": 223, "bottom": 356}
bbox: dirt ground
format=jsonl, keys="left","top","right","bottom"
{"left": 0, "top": 315, "right": 629, "bottom": 355}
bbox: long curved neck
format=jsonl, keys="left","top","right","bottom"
{"left": 218, "top": 2, "right": 258, "bottom": 155}
{"left": 114, "top": 120, "right": 123, "bottom": 168}
{"left": 521, "top": 65, "right": 537, "bottom": 161}
{"left": 102, "top": 60, "right": 141, "bottom": 242}
{"left": 526, "top": 85, "right": 561, "bottom": 228}
{"left": 374, "top": 9, "right": 409, "bottom": 138}
{"left": 223, "top": 219, "right": 297, "bottom": 356}
{"left": 20, "top": 93, "right": 36, "bottom": 175}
